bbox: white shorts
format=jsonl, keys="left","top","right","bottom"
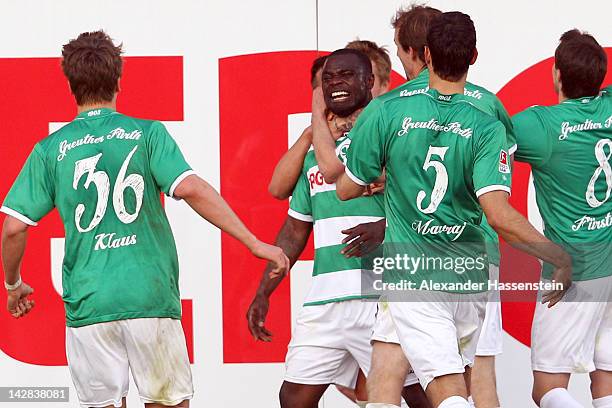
{"left": 370, "top": 301, "right": 424, "bottom": 386}
{"left": 476, "top": 265, "right": 503, "bottom": 356}
{"left": 532, "top": 276, "right": 612, "bottom": 373}
{"left": 386, "top": 291, "right": 486, "bottom": 390}
{"left": 285, "top": 299, "right": 376, "bottom": 388}
{"left": 66, "top": 318, "right": 193, "bottom": 408}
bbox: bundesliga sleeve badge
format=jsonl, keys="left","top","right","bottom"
{"left": 499, "top": 150, "right": 510, "bottom": 173}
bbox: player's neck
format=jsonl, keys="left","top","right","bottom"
{"left": 429, "top": 72, "right": 466, "bottom": 96}
{"left": 77, "top": 101, "right": 116, "bottom": 114}
{"left": 558, "top": 91, "right": 568, "bottom": 103}
{"left": 327, "top": 108, "right": 362, "bottom": 140}
{"left": 407, "top": 63, "right": 426, "bottom": 81}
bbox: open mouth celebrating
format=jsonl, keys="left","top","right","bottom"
{"left": 330, "top": 90, "right": 351, "bottom": 102}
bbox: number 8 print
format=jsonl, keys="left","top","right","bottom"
{"left": 73, "top": 145, "right": 144, "bottom": 232}
{"left": 586, "top": 139, "right": 612, "bottom": 208}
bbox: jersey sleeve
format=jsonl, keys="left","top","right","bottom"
{"left": 512, "top": 108, "right": 552, "bottom": 167}
{"left": 147, "top": 121, "right": 193, "bottom": 197}
{"left": 494, "top": 97, "right": 517, "bottom": 154}
{"left": 473, "top": 121, "right": 512, "bottom": 198}
{"left": 288, "top": 172, "right": 313, "bottom": 222}
{"left": 345, "top": 101, "right": 387, "bottom": 185}
{"left": 1, "top": 144, "right": 54, "bottom": 226}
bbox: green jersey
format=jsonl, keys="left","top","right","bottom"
{"left": 513, "top": 86, "right": 612, "bottom": 281}
{"left": 2, "top": 108, "right": 192, "bottom": 327}
{"left": 372, "top": 68, "right": 516, "bottom": 266}
{"left": 289, "top": 135, "right": 385, "bottom": 305}
{"left": 346, "top": 88, "right": 511, "bottom": 291}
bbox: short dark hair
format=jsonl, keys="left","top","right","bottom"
{"left": 325, "top": 49, "right": 373, "bottom": 77}
{"left": 391, "top": 4, "right": 442, "bottom": 62}
{"left": 555, "top": 29, "right": 607, "bottom": 99}
{"left": 426, "top": 12, "right": 476, "bottom": 82}
{"left": 310, "top": 56, "right": 328, "bottom": 89}
{"left": 61, "top": 30, "right": 123, "bottom": 105}
{"left": 346, "top": 39, "right": 392, "bottom": 85}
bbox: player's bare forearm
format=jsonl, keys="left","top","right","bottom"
{"left": 256, "top": 217, "right": 312, "bottom": 298}
{"left": 268, "top": 127, "right": 312, "bottom": 200}
{"left": 175, "top": 174, "right": 260, "bottom": 248}
{"left": 336, "top": 173, "right": 366, "bottom": 201}
{"left": 312, "top": 110, "right": 345, "bottom": 183}
{"left": 1, "top": 217, "right": 29, "bottom": 285}
{"left": 479, "top": 191, "right": 571, "bottom": 268}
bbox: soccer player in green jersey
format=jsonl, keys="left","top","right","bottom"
{"left": 334, "top": 12, "right": 572, "bottom": 408}
{"left": 513, "top": 30, "right": 612, "bottom": 408}
{"left": 359, "top": 6, "right": 518, "bottom": 407}
{"left": 1, "top": 31, "right": 289, "bottom": 408}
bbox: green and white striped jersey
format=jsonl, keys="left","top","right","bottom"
{"left": 289, "top": 135, "right": 385, "bottom": 305}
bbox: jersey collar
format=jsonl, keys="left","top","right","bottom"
{"left": 424, "top": 87, "right": 465, "bottom": 104}
{"left": 562, "top": 93, "right": 600, "bottom": 106}
{"left": 75, "top": 108, "right": 118, "bottom": 120}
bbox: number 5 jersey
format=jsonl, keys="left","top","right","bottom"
{"left": 1, "top": 108, "right": 193, "bottom": 327}
{"left": 513, "top": 86, "right": 612, "bottom": 281}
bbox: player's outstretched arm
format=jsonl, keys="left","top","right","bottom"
{"left": 174, "top": 174, "right": 290, "bottom": 275}
{"left": 246, "top": 216, "right": 312, "bottom": 341}
{"left": 311, "top": 87, "right": 345, "bottom": 183}
{"left": 1, "top": 216, "right": 35, "bottom": 318}
{"left": 268, "top": 126, "right": 312, "bottom": 200}
{"left": 479, "top": 191, "right": 572, "bottom": 307}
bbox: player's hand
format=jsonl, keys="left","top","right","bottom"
{"left": 250, "top": 241, "right": 290, "bottom": 279}
{"left": 340, "top": 219, "right": 386, "bottom": 258}
{"left": 542, "top": 263, "right": 572, "bottom": 308}
{"left": 311, "top": 86, "right": 327, "bottom": 117}
{"left": 7, "top": 282, "right": 35, "bottom": 318}
{"left": 246, "top": 294, "right": 272, "bottom": 342}
{"left": 363, "top": 182, "right": 385, "bottom": 196}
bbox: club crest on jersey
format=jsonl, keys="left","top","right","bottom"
{"left": 336, "top": 137, "right": 351, "bottom": 165}
{"left": 499, "top": 150, "right": 510, "bottom": 173}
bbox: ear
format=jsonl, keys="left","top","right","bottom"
{"left": 552, "top": 63, "right": 561, "bottom": 88}
{"left": 116, "top": 78, "right": 122, "bottom": 93}
{"left": 367, "top": 73, "right": 375, "bottom": 90}
{"left": 424, "top": 46, "right": 432, "bottom": 67}
{"left": 470, "top": 48, "right": 478, "bottom": 66}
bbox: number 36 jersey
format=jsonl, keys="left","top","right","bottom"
{"left": 513, "top": 86, "right": 612, "bottom": 281}
{"left": 1, "top": 108, "right": 192, "bottom": 327}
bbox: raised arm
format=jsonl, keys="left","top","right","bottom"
{"left": 479, "top": 191, "right": 572, "bottom": 306}
{"left": 268, "top": 126, "right": 312, "bottom": 200}
{"left": 311, "top": 87, "right": 346, "bottom": 183}
{"left": 246, "top": 216, "right": 312, "bottom": 341}
{"left": 174, "top": 174, "right": 289, "bottom": 274}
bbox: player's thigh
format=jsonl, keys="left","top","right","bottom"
{"left": 145, "top": 400, "right": 189, "bottom": 408}
{"left": 371, "top": 299, "right": 420, "bottom": 388}
{"left": 121, "top": 318, "right": 193, "bottom": 407}
{"left": 66, "top": 322, "right": 130, "bottom": 408}
{"left": 368, "top": 341, "right": 411, "bottom": 405}
{"left": 594, "top": 297, "right": 612, "bottom": 371}
{"left": 285, "top": 303, "right": 351, "bottom": 385}
{"left": 388, "top": 298, "right": 474, "bottom": 390}
{"left": 280, "top": 381, "right": 329, "bottom": 408}
{"left": 532, "top": 280, "right": 608, "bottom": 373}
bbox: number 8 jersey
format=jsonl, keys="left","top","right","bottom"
{"left": 513, "top": 86, "right": 612, "bottom": 281}
{"left": 1, "top": 108, "right": 193, "bottom": 327}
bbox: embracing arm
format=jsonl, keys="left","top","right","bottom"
{"left": 247, "top": 216, "right": 312, "bottom": 341}
{"left": 268, "top": 126, "right": 312, "bottom": 200}
{"left": 479, "top": 191, "right": 572, "bottom": 306}
{"left": 174, "top": 174, "right": 289, "bottom": 273}
{"left": 311, "top": 88, "right": 345, "bottom": 183}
